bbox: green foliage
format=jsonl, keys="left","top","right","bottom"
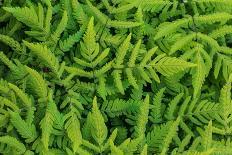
{"left": 0, "top": 0, "right": 231, "bottom": 154}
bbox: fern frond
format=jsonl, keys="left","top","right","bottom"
{"left": 110, "top": 140, "right": 124, "bottom": 155}
{"left": 89, "top": 97, "right": 108, "bottom": 146}
{"left": 154, "top": 18, "right": 191, "bottom": 40}
{"left": 193, "top": 0, "right": 232, "bottom": 13}
{"left": 101, "top": 99, "right": 141, "bottom": 117}
{"left": 9, "top": 111, "right": 37, "bottom": 143}
{"left": 165, "top": 93, "right": 184, "bottom": 120}
{"left": 140, "top": 0, "right": 173, "bottom": 13}
{"left": 169, "top": 33, "right": 196, "bottom": 55}
{"left": 0, "top": 136, "right": 26, "bottom": 154}
{"left": 23, "top": 41, "right": 60, "bottom": 77}
{"left": 194, "top": 12, "right": 232, "bottom": 25}
{"left": 140, "top": 144, "right": 148, "bottom": 155}
{"left": 114, "top": 33, "right": 132, "bottom": 67}
{"left": 147, "top": 117, "right": 180, "bottom": 154}
{"left": 150, "top": 88, "right": 165, "bottom": 123}
{"left": 80, "top": 17, "right": 98, "bottom": 61}
{"left": 8, "top": 83, "right": 32, "bottom": 108}
{"left": 86, "top": 0, "right": 141, "bottom": 28}
{"left": 153, "top": 57, "right": 196, "bottom": 76}
{"left": 64, "top": 66, "right": 94, "bottom": 78}
{"left": 186, "top": 100, "right": 219, "bottom": 125}
{"left": 191, "top": 51, "right": 207, "bottom": 98}
{"left": 214, "top": 53, "right": 232, "bottom": 80}
{"left": 49, "top": 10, "right": 68, "bottom": 44}
{"left": 196, "top": 32, "right": 220, "bottom": 50}
{"left": 71, "top": 0, "right": 88, "bottom": 25}
{"left": 0, "top": 96, "right": 19, "bottom": 111}
{"left": 40, "top": 91, "right": 57, "bottom": 150}
{"left": 219, "top": 78, "right": 231, "bottom": 120}
{"left": 112, "top": 70, "right": 124, "bottom": 94}
{"left": 0, "top": 34, "right": 23, "bottom": 53}
{"left": 0, "top": 52, "right": 15, "bottom": 69}
{"left": 201, "top": 121, "right": 213, "bottom": 150}
{"left": 25, "top": 66, "right": 48, "bottom": 100}
{"left": 59, "top": 29, "right": 83, "bottom": 52}
{"left": 209, "top": 25, "right": 232, "bottom": 39}
{"left": 119, "top": 137, "right": 143, "bottom": 154}
{"left": 107, "top": 20, "right": 142, "bottom": 28}
{"left": 133, "top": 95, "right": 150, "bottom": 138}
{"left": 3, "top": 4, "right": 51, "bottom": 41}
{"left": 64, "top": 106, "right": 82, "bottom": 153}
{"left": 3, "top": 6, "right": 42, "bottom": 30}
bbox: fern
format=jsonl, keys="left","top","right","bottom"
{"left": 0, "top": 136, "right": 26, "bottom": 154}
{"left": 23, "top": 41, "right": 62, "bottom": 77}
{"left": 25, "top": 66, "right": 48, "bottom": 100}
{"left": 9, "top": 111, "right": 37, "bottom": 143}
{"left": 0, "top": 0, "right": 232, "bottom": 154}
{"left": 147, "top": 117, "right": 180, "bottom": 154}
{"left": 133, "top": 95, "right": 150, "bottom": 138}
{"left": 40, "top": 91, "right": 58, "bottom": 150}
{"left": 4, "top": 4, "right": 52, "bottom": 41}
{"left": 64, "top": 106, "right": 82, "bottom": 153}
{"left": 89, "top": 97, "right": 108, "bottom": 146}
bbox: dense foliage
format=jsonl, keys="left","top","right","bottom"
{"left": 0, "top": 0, "right": 231, "bottom": 154}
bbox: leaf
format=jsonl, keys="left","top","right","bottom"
{"left": 25, "top": 66, "right": 48, "bottom": 100}
{"left": 0, "top": 136, "right": 26, "bottom": 154}
{"left": 23, "top": 41, "right": 60, "bottom": 77}
{"left": 133, "top": 95, "right": 150, "bottom": 138}
{"left": 154, "top": 57, "right": 196, "bottom": 76}
{"left": 64, "top": 106, "right": 82, "bottom": 153}
{"left": 89, "top": 97, "right": 108, "bottom": 146}
{"left": 40, "top": 92, "right": 57, "bottom": 150}
{"left": 9, "top": 111, "right": 37, "bottom": 143}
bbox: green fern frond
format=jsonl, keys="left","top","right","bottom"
{"left": 191, "top": 51, "right": 208, "bottom": 98}
{"left": 209, "top": 25, "right": 232, "bottom": 39}
{"left": 165, "top": 93, "right": 184, "bottom": 120}
{"left": 3, "top": 6, "right": 42, "bottom": 30}
{"left": 49, "top": 10, "right": 68, "bottom": 45}
{"left": 194, "top": 12, "right": 232, "bottom": 25}
{"left": 89, "top": 96, "right": 108, "bottom": 146}
{"left": 133, "top": 95, "right": 150, "bottom": 138}
{"left": 119, "top": 137, "right": 143, "bottom": 154}
{"left": 193, "top": 0, "right": 232, "bottom": 13}
{"left": 86, "top": 0, "right": 142, "bottom": 28}
{"left": 169, "top": 33, "right": 196, "bottom": 55}
{"left": 40, "top": 91, "right": 57, "bottom": 150}
{"left": 147, "top": 117, "right": 180, "bottom": 154}
{"left": 101, "top": 99, "right": 141, "bottom": 117}
{"left": 153, "top": 57, "right": 196, "bottom": 76}
{"left": 3, "top": 4, "right": 52, "bottom": 41}
{"left": 0, "top": 136, "right": 26, "bottom": 154}
{"left": 25, "top": 66, "right": 48, "bottom": 100}
{"left": 9, "top": 111, "right": 37, "bottom": 143}
{"left": 0, "top": 34, "right": 23, "bottom": 53}
{"left": 64, "top": 106, "right": 82, "bottom": 153}
{"left": 23, "top": 41, "right": 61, "bottom": 77}
{"left": 154, "top": 18, "right": 191, "bottom": 40}
{"left": 186, "top": 100, "right": 219, "bottom": 125}
{"left": 59, "top": 29, "right": 83, "bottom": 52}
{"left": 140, "top": 144, "right": 148, "bottom": 155}
{"left": 150, "top": 88, "right": 165, "bottom": 123}
{"left": 110, "top": 140, "right": 124, "bottom": 155}
{"left": 8, "top": 83, "right": 32, "bottom": 108}
{"left": 0, "top": 96, "right": 19, "bottom": 111}
{"left": 0, "top": 52, "right": 26, "bottom": 80}
{"left": 71, "top": 0, "right": 88, "bottom": 25}
{"left": 219, "top": 77, "right": 231, "bottom": 120}
{"left": 114, "top": 33, "right": 131, "bottom": 66}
